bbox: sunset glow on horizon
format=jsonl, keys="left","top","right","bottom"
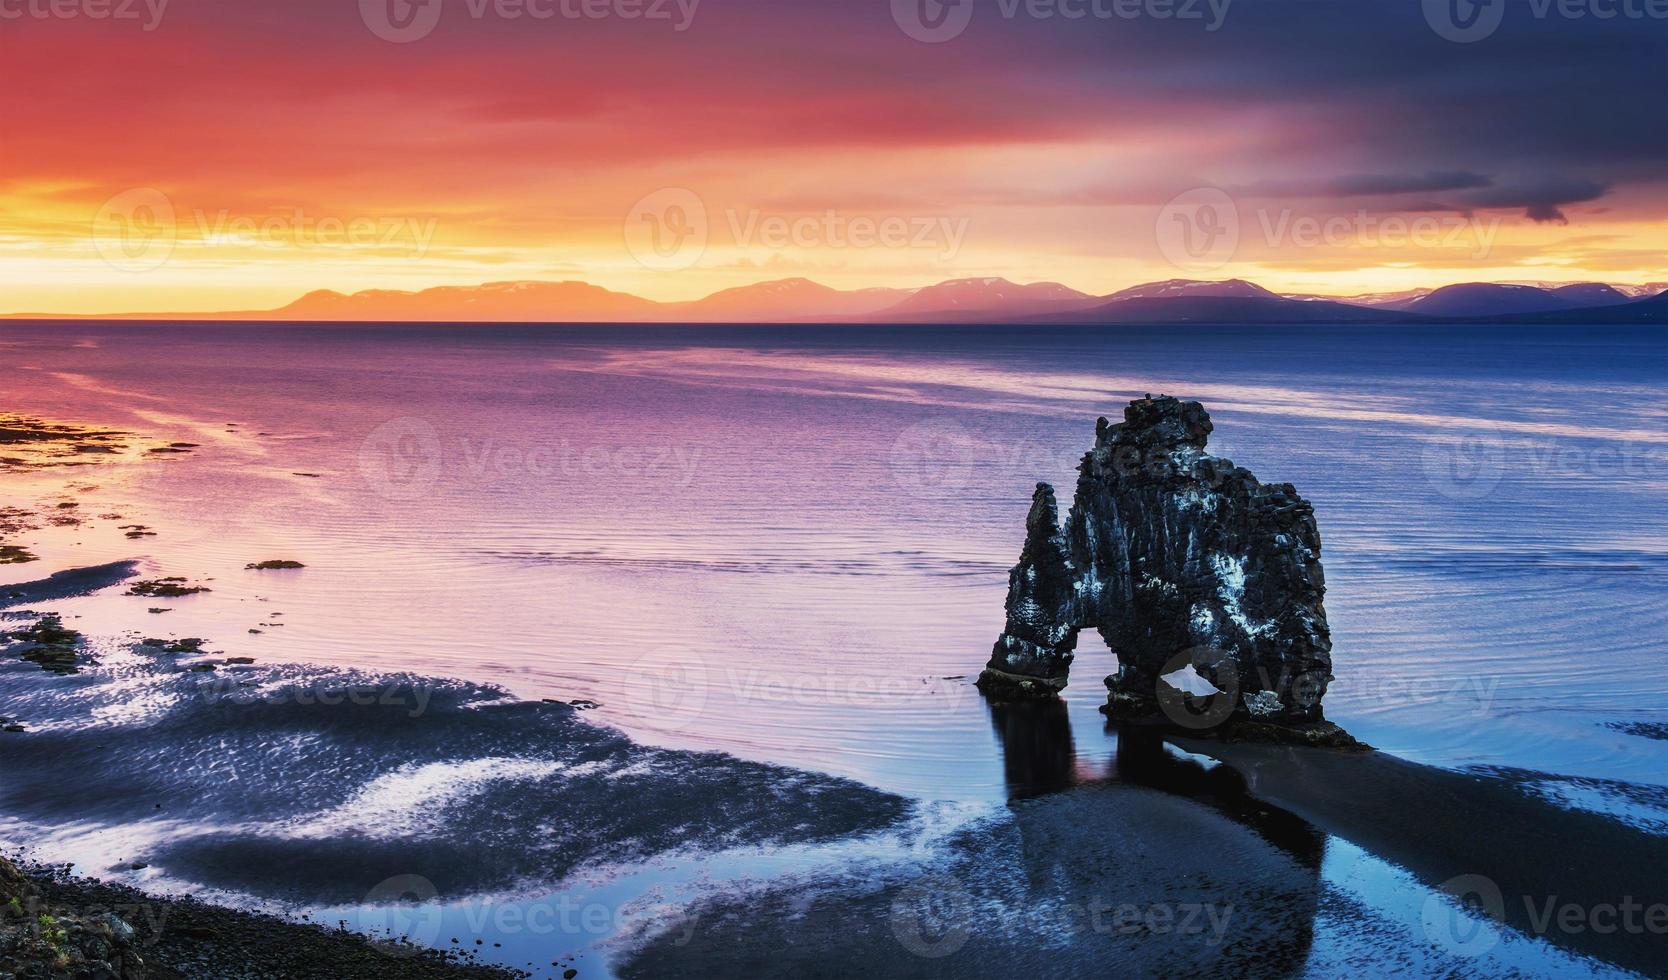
{"left": 2, "top": 0, "right": 1665, "bottom": 314}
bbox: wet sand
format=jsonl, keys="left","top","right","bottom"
{"left": 1193, "top": 739, "right": 1668, "bottom": 977}
{"left": 1, "top": 559, "right": 138, "bottom": 607}
{"left": 5, "top": 556, "right": 1665, "bottom": 977}
{"left": 619, "top": 714, "right": 1667, "bottom": 978}
{"left": 620, "top": 768, "right": 1327, "bottom": 978}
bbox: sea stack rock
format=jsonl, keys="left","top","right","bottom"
{"left": 979, "top": 395, "right": 1353, "bottom": 745}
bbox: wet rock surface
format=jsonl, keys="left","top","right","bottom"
{"left": 0, "top": 545, "right": 38, "bottom": 565}
{"left": 1, "top": 855, "right": 149, "bottom": 979}
{"left": 0, "top": 415, "right": 133, "bottom": 472}
{"left": 126, "top": 579, "right": 212, "bottom": 599}
{"left": 4, "top": 615, "right": 86, "bottom": 675}
{"left": 980, "top": 396, "right": 1349, "bottom": 744}
{"left": 2, "top": 854, "right": 520, "bottom": 979}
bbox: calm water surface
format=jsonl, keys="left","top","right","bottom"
{"left": 2, "top": 321, "right": 1665, "bottom": 975}
{"left": 4, "top": 322, "right": 1666, "bottom": 794}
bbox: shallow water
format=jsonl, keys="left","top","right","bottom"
{"left": 2, "top": 320, "right": 1665, "bottom": 976}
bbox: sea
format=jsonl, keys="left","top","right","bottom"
{"left": 2, "top": 320, "right": 1664, "bottom": 977}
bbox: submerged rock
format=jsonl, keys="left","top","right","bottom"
{"left": 980, "top": 396, "right": 1351, "bottom": 745}
{"left": 0, "top": 544, "right": 37, "bottom": 564}
{"left": 5, "top": 614, "right": 85, "bottom": 674}
{"left": 126, "top": 577, "right": 212, "bottom": 598}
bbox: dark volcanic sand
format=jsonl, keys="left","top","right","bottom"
{"left": 1, "top": 560, "right": 139, "bottom": 608}
{"left": 1190, "top": 740, "right": 1668, "bottom": 978}
{"left": 620, "top": 731, "right": 1668, "bottom": 978}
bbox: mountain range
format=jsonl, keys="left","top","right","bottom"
{"left": 7, "top": 277, "right": 1666, "bottom": 324}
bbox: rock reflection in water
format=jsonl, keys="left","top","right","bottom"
{"left": 984, "top": 698, "right": 1078, "bottom": 798}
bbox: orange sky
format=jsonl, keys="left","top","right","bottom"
{"left": 2, "top": 0, "right": 1664, "bottom": 314}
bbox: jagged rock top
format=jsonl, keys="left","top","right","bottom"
{"left": 1097, "top": 395, "right": 1213, "bottom": 451}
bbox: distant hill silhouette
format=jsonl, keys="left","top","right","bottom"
{"left": 1472, "top": 290, "right": 1668, "bottom": 324}
{"left": 274, "top": 281, "right": 660, "bottom": 321}
{"left": 5, "top": 277, "right": 1662, "bottom": 324}
{"left": 670, "top": 278, "right": 908, "bottom": 321}
{"left": 1102, "top": 278, "right": 1278, "bottom": 302}
{"left": 1035, "top": 294, "right": 1414, "bottom": 324}
{"left": 866, "top": 278, "right": 1098, "bottom": 320}
{"left": 1393, "top": 283, "right": 1578, "bottom": 317}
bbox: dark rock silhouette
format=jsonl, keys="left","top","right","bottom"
{"left": 979, "top": 396, "right": 1353, "bottom": 744}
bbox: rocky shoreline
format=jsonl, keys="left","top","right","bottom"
{"left": 0, "top": 408, "right": 921, "bottom": 979}
{"left": 1, "top": 413, "right": 518, "bottom": 978}
{"left": 2, "top": 854, "right": 521, "bottom": 979}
